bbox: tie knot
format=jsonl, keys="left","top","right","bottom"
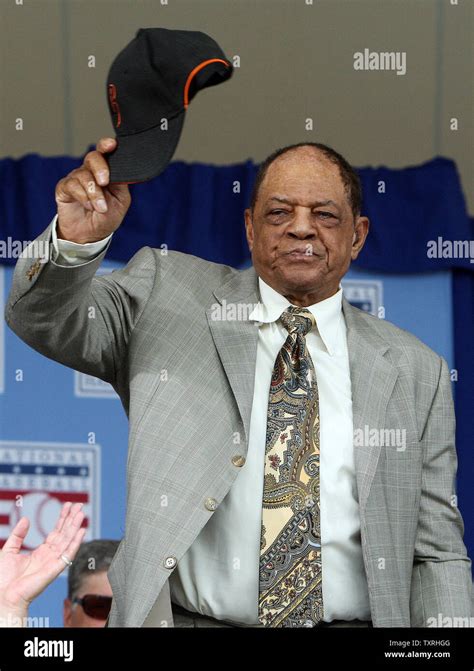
{"left": 279, "top": 306, "right": 316, "bottom": 336}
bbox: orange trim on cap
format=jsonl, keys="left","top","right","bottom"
{"left": 183, "top": 59, "right": 230, "bottom": 109}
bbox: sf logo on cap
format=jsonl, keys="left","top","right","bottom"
{"left": 108, "top": 84, "right": 122, "bottom": 128}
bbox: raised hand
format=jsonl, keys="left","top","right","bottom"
{"left": 0, "top": 502, "right": 86, "bottom": 621}
{"left": 55, "top": 137, "right": 132, "bottom": 244}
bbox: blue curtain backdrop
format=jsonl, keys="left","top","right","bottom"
{"left": 0, "top": 151, "right": 472, "bottom": 623}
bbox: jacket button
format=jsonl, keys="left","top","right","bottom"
{"left": 231, "top": 455, "right": 246, "bottom": 467}
{"left": 163, "top": 556, "right": 177, "bottom": 569}
{"left": 204, "top": 497, "right": 218, "bottom": 511}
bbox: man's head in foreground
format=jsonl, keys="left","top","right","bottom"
{"left": 245, "top": 142, "right": 369, "bottom": 306}
{"left": 63, "top": 539, "right": 120, "bottom": 627}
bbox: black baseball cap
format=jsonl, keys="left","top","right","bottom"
{"left": 105, "top": 28, "right": 233, "bottom": 184}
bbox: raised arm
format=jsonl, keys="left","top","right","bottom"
{"left": 4, "top": 137, "right": 156, "bottom": 388}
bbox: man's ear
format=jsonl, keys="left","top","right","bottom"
{"left": 244, "top": 208, "right": 254, "bottom": 252}
{"left": 351, "top": 216, "right": 370, "bottom": 260}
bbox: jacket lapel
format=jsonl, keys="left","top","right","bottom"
{"left": 342, "top": 297, "right": 399, "bottom": 510}
{"left": 205, "top": 265, "right": 261, "bottom": 447}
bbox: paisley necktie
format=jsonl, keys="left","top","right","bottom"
{"left": 258, "top": 306, "right": 323, "bottom": 627}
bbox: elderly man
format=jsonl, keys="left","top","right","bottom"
{"left": 5, "top": 139, "right": 472, "bottom": 628}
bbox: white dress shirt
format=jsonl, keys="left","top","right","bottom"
{"left": 50, "top": 215, "right": 371, "bottom": 624}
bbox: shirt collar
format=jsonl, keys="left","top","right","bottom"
{"left": 248, "top": 277, "right": 344, "bottom": 356}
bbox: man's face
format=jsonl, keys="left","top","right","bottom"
{"left": 245, "top": 147, "right": 369, "bottom": 306}
{"left": 63, "top": 571, "right": 112, "bottom": 628}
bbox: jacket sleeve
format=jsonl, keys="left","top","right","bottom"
{"left": 410, "top": 356, "right": 473, "bottom": 626}
{"left": 4, "top": 216, "right": 157, "bottom": 391}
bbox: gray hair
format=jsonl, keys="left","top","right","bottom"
{"left": 67, "top": 539, "right": 120, "bottom": 600}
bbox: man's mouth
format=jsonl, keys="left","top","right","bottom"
{"left": 283, "top": 248, "right": 321, "bottom": 260}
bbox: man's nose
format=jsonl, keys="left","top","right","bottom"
{"left": 286, "top": 210, "right": 317, "bottom": 238}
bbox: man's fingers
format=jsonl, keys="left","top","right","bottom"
{"left": 62, "top": 502, "right": 84, "bottom": 535}
{"left": 44, "top": 502, "right": 84, "bottom": 551}
{"left": 77, "top": 171, "right": 108, "bottom": 212}
{"left": 47, "top": 527, "right": 86, "bottom": 584}
{"left": 62, "top": 526, "right": 86, "bottom": 565}
{"left": 56, "top": 177, "right": 94, "bottom": 211}
{"left": 2, "top": 517, "right": 30, "bottom": 553}
{"left": 55, "top": 509, "right": 85, "bottom": 555}
{"left": 96, "top": 137, "right": 117, "bottom": 155}
{"left": 58, "top": 170, "right": 108, "bottom": 213}
{"left": 84, "top": 149, "right": 111, "bottom": 187}
{"left": 56, "top": 138, "right": 119, "bottom": 211}
{"left": 52, "top": 502, "right": 73, "bottom": 534}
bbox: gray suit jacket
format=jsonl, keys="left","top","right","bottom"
{"left": 5, "top": 221, "right": 473, "bottom": 627}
